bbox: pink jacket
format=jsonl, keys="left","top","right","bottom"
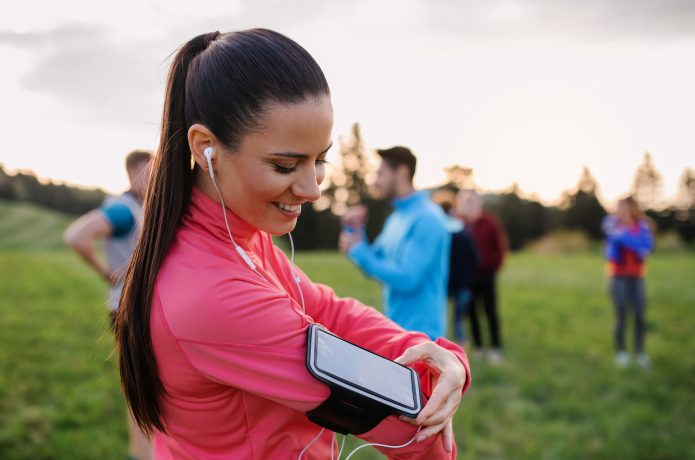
{"left": 151, "top": 188, "right": 471, "bottom": 459}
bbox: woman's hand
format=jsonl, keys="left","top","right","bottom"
{"left": 394, "top": 341, "right": 467, "bottom": 452}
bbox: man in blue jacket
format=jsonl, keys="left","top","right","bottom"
{"left": 339, "top": 146, "right": 451, "bottom": 339}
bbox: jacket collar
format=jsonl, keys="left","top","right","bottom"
{"left": 392, "top": 190, "right": 427, "bottom": 211}
{"left": 185, "top": 186, "right": 260, "bottom": 247}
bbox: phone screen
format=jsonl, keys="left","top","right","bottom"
{"left": 314, "top": 329, "right": 417, "bottom": 409}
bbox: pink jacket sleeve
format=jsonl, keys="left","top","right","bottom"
{"left": 167, "top": 270, "right": 331, "bottom": 412}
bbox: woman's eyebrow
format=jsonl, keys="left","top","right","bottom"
{"left": 269, "top": 142, "right": 333, "bottom": 159}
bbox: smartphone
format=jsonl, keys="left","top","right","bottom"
{"left": 306, "top": 324, "right": 423, "bottom": 418}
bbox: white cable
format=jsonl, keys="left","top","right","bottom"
{"left": 298, "top": 428, "right": 325, "bottom": 460}
{"left": 209, "top": 174, "right": 269, "bottom": 277}
{"left": 336, "top": 434, "right": 346, "bottom": 459}
{"left": 209, "top": 172, "right": 241, "bottom": 252}
{"left": 343, "top": 426, "right": 422, "bottom": 460}
{"left": 331, "top": 432, "right": 335, "bottom": 460}
{"left": 287, "top": 232, "right": 306, "bottom": 310}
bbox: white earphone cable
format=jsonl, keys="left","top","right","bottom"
{"left": 298, "top": 428, "right": 325, "bottom": 460}
{"left": 336, "top": 433, "right": 346, "bottom": 459}
{"left": 287, "top": 232, "right": 305, "bottom": 309}
{"left": 342, "top": 426, "right": 422, "bottom": 460}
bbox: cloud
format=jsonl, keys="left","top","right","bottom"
{"left": 0, "top": 23, "right": 105, "bottom": 48}
{"left": 2, "top": 0, "right": 694, "bottom": 128}
{"left": 1, "top": 23, "right": 166, "bottom": 127}
{"left": 420, "top": 0, "right": 695, "bottom": 42}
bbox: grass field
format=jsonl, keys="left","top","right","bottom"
{"left": 1, "top": 201, "right": 694, "bottom": 459}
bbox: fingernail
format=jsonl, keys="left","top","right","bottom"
{"left": 415, "top": 434, "right": 426, "bottom": 442}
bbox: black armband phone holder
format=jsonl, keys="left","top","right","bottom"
{"left": 305, "top": 324, "right": 423, "bottom": 435}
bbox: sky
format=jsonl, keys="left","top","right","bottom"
{"left": 1, "top": 0, "right": 694, "bottom": 206}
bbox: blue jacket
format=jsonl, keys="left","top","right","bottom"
{"left": 348, "top": 191, "right": 451, "bottom": 339}
{"left": 602, "top": 215, "right": 653, "bottom": 263}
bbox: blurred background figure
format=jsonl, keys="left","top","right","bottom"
{"left": 340, "top": 146, "right": 451, "bottom": 339}
{"left": 63, "top": 149, "right": 153, "bottom": 460}
{"left": 436, "top": 196, "right": 480, "bottom": 348}
{"left": 602, "top": 196, "right": 654, "bottom": 368}
{"left": 457, "top": 189, "right": 507, "bottom": 363}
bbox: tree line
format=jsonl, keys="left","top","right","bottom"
{"left": 2, "top": 126, "right": 694, "bottom": 250}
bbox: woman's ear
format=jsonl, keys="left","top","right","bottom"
{"left": 188, "top": 124, "right": 217, "bottom": 171}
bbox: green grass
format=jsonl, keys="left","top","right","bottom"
{"left": 0, "top": 200, "right": 73, "bottom": 250}
{"left": 1, "top": 202, "right": 694, "bottom": 458}
{"left": 298, "top": 251, "right": 695, "bottom": 460}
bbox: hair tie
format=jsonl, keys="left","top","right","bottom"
{"left": 204, "top": 31, "right": 221, "bottom": 48}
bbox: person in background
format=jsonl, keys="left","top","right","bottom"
{"left": 64, "top": 149, "right": 153, "bottom": 460}
{"left": 339, "top": 146, "right": 452, "bottom": 340}
{"left": 436, "top": 198, "right": 480, "bottom": 348}
{"left": 602, "top": 196, "right": 654, "bottom": 368}
{"left": 457, "top": 189, "right": 507, "bottom": 363}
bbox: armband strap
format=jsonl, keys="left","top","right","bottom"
{"left": 306, "top": 386, "right": 391, "bottom": 435}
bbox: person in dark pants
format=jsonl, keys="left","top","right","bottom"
{"left": 457, "top": 190, "right": 507, "bottom": 363}
{"left": 602, "top": 196, "right": 653, "bottom": 368}
{"left": 436, "top": 198, "right": 480, "bottom": 347}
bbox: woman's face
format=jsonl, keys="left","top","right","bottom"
{"left": 213, "top": 95, "right": 333, "bottom": 236}
{"left": 616, "top": 201, "right": 633, "bottom": 223}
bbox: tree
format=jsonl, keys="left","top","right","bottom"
{"left": 561, "top": 167, "right": 606, "bottom": 240}
{"left": 443, "top": 165, "right": 474, "bottom": 190}
{"left": 319, "top": 122, "right": 373, "bottom": 216}
{"left": 631, "top": 152, "right": 663, "bottom": 210}
{"left": 677, "top": 167, "right": 695, "bottom": 209}
{"left": 483, "top": 184, "right": 558, "bottom": 250}
{"left": 675, "top": 167, "right": 695, "bottom": 243}
{"left": 0, "top": 164, "right": 14, "bottom": 199}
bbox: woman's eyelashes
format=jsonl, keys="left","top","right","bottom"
{"left": 272, "top": 163, "right": 298, "bottom": 174}
{"left": 272, "top": 157, "right": 328, "bottom": 174}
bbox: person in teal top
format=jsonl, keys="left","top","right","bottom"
{"left": 339, "top": 146, "right": 451, "bottom": 339}
{"left": 64, "top": 149, "right": 153, "bottom": 460}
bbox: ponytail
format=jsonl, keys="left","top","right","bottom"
{"left": 116, "top": 31, "right": 221, "bottom": 435}
{"left": 116, "top": 29, "right": 329, "bottom": 435}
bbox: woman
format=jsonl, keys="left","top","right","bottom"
{"left": 116, "top": 29, "right": 470, "bottom": 459}
{"left": 602, "top": 196, "right": 654, "bottom": 368}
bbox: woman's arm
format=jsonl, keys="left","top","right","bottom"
{"left": 292, "top": 259, "right": 471, "bottom": 458}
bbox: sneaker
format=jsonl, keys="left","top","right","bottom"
{"left": 636, "top": 353, "right": 651, "bottom": 369}
{"left": 615, "top": 351, "right": 630, "bottom": 368}
{"left": 487, "top": 349, "right": 504, "bottom": 365}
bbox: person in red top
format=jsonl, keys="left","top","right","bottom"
{"left": 602, "top": 196, "right": 654, "bottom": 368}
{"left": 457, "top": 190, "right": 507, "bottom": 363}
{"left": 115, "top": 29, "right": 470, "bottom": 459}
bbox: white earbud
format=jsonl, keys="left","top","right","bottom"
{"left": 203, "top": 147, "right": 215, "bottom": 180}
{"left": 202, "top": 145, "right": 255, "bottom": 270}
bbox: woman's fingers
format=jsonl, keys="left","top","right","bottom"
{"left": 415, "top": 417, "right": 450, "bottom": 443}
{"left": 394, "top": 341, "right": 438, "bottom": 367}
{"left": 415, "top": 384, "right": 448, "bottom": 424}
{"left": 393, "top": 341, "right": 467, "bottom": 446}
{"left": 416, "top": 373, "right": 463, "bottom": 424}
{"left": 441, "top": 419, "right": 454, "bottom": 453}
{"left": 418, "top": 391, "right": 461, "bottom": 427}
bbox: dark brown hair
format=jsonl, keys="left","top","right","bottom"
{"left": 377, "top": 145, "right": 417, "bottom": 182}
{"left": 116, "top": 29, "right": 329, "bottom": 435}
{"left": 619, "top": 196, "right": 645, "bottom": 223}
{"left": 125, "top": 149, "right": 154, "bottom": 172}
